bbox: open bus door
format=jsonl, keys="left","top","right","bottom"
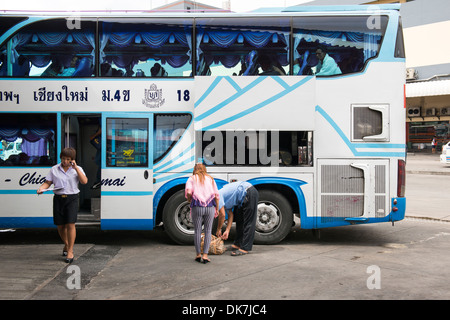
{"left": 100, "top": 113, "right": 154, "bottom": 230}
{"left": 62, "top": 114, "right": 102, "bottom": 223}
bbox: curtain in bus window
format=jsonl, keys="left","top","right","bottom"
{"left": 196, "top": 27, "right": 289, "bottom": 76}
{"left": 11, "top": 32, "right": 95, "bottom": 70}
{"left": 295, "top": 31, "right": 381, "bottom": 60}
{"left": 293, "top": 30, "right": 382, "bottom": 75}
{"left": 21, "top": 139, "right": 47, "bottom": 157}
{"left": 293, "top": 16, "right": 387, "bottom": 75}
{"left": 100, "top": 21, "right": 192, "bottom": 77}
{"left": 0, "top": 114, "right": 56, "bottom": 166}
{"left": 0, "top": 128, "right": 54, "bottom": 143}
{"left": 3, "top": 19, "right": 96, "bottom": 77}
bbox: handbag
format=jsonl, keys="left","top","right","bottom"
{"left": 200, "top": 233, "right": 226, "bottom": 255}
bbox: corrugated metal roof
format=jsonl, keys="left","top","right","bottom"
{"left": 406, "top": 79, "right": 450, "bottom": 98}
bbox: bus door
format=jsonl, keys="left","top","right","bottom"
{"left": 101, "top": 113, "right": 153, "bottom": 230}
{"left": 62, "top": 113, "right": 102, "bottom": 220}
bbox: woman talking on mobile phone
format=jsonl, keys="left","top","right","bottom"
{"left": 37, "top": 147, "right": 88, "bottom": 263}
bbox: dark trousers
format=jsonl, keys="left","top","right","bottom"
{"left": 234, "top": 186, "right": 259, "bottom": 251}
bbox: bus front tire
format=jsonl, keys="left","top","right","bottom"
{"left": 162, "top": 190, "right": 194, "bottom": 245}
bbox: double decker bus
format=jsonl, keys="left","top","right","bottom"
{"left": 0, "top": 4, "right": 406, "bottom": 244}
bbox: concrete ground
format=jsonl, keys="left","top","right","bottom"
{"left": 1, "top": 152, "right": 449, "bottom": 303}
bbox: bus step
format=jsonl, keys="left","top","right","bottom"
{"left": 77, "top": 213, "right": 100, "bottom": 225}
{"left": 76, "top": 221, "right": 101, "bottom": 227}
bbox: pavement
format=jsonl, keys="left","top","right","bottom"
{"left": 405, "top": 152, "right": 450, "bottom": 222}
{"left": 406, "top": 152, "right": 450, "bottom": 176}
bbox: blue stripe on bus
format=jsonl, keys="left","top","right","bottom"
{"left": 195, "top": 77, "right": 265, "bottom": 122}
{"left": 0, "top": 190, "right": 43, "bottom": 194}
{"left": 195, "top": 77, "right": 222, "bottom": 109}
{"left": 153, "top": 155, "right": 195, "bottom": 177}
{"left": 248, "top": 176, "right": 312, "bottom": 229}
{"left": 0, "top": 190, "right": 154, "bottom": 197}
{"left": 353, "top": 143, "right": 405, "bottom": 149}
{"left": 101, "top": 219, "right": 154, "bottom": 230}
{"left": 202, "top": 76, "right": 313, "bottom": 131}
{"left": 101, "top": 191, "right": 153, "bottom": 196}
{"left": 313, "top": 197, "right": 406, "bottom": 229}
{"left": 271, "top": 76, "right": 291, "bottom": 89}
{"left": 0, "top": 217, "right": 55, "bottom": 228}
{"left": 154, "top": 142, "right": 195, "bottom": 173}
{"left": 224, "top": 76, "right": 243, "bottom": 92}
{"left": 0, "top": 188, "right": 53, "bottom": 195}
{"left": 315, "top": 105, "right": 405, "bottom": 157}
{"left": 154, "top": 171, "right": 191, "bottom": 184}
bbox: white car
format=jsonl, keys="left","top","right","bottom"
{"left": 440, "top": 141, "right": 450, "bottom": 164}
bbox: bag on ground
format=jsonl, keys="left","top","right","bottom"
{"left": 200, "top": 233, "right": 226, "bottom": 255}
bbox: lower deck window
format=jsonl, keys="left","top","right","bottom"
{"left": 0, "top": 113, "right": 56, "bottom": 166}
{"left": 197, "top": 130, "right": 313, "bottom": 166}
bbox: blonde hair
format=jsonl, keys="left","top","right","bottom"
{"left": 192, "top": 163, "right": 212, "bottom": 185}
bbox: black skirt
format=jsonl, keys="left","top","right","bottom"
{"left": 53, "top": 194, "right": 79, "bottom": 225}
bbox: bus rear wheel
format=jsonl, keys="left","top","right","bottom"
{"left": 254, "top": 190, "right": 293, "bottom": 245}
{"left": 162, "top": 190, "right": 194, "bottom": 245}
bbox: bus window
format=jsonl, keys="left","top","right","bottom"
{"left": 352, "top": 105, "right": 386, "bottom": 141}
{"left": 0, "top": 113, "right": 56, "bottom": 166}
{"left": 0, "top": 19, "right": 96, "bottom": 77}
{"left": 100, "top": 18, "right": 193, "bottom": 77}
{"left": 153, "top": 113, "right": 192, "bottom": 163}
{"left": 106, "top": 118, "right": 150, "bottom": 167}
{"left": 394, "top": 17, "right": 405, "bottom": 58}
{"left": 292, "top": 15, "right": 388, "bottom": 76}
{"left": 198, "top": 130, "right": 313, "bottom": 166}
{"left": 195, "top": 17, "right": 290, "bottom": 76}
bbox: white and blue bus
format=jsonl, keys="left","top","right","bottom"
{"left": 0, "top": 4, "right": 406, "bottom": 244}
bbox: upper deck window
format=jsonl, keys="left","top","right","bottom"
{"left": 0, "top": 14, "right": 392, "bottom": 78}
{"left": 293, "top": 15, "right": 388, "bottom": 76}
{"left": 99, "top": 18, "right": 193, "bottom": 77}
{"left": 0, "top": 19, "right": 96, "bottom": 77}
{"left": 195, "top": 17, "right": 290, "bottom": 76}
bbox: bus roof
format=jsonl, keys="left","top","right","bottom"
{"left": 0, "top": 4, "right": 401, "bottom": 17}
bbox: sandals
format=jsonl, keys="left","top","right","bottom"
{"left": 226, "top": 245, "right": 239, "bottom": 252}
{"left": 227, "top": 245, "right": 249, "bottom": 256}
{"left": 231, "top": 249, "right": 248, "bottom": 256}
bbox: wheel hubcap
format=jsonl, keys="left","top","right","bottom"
{"left": 256, "top": 202, "right": 281, "bottom": 233}
{"left": 174, "top": 201, "right": 194, "bottom": 235}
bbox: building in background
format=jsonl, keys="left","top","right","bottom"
{"left": 400, "top": 0, "right": 450, "bottom": 152}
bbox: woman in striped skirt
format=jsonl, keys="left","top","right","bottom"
{"left": 185, "top": 163, "right": 220, "bottom": 264}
